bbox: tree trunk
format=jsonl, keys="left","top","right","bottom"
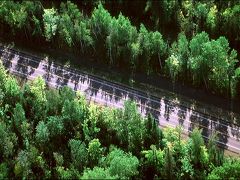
{"left": 158, "top": 53, "right": 162, "bottom": 69}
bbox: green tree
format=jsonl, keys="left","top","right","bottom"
{"left": 46, "top": 89, "right": 62, "bottom": 116}
{"left": 208, "top": 159, "right": 240, "bottom": 179}
{"left": 106, "top": 13, "right": 137, "bottom": 66}
{"left": 105, "top": 148, "right": 139, "bottom": 179}
{"left": 115, "top": 100, "right": 145, "bottom": 154}
{"left": 29, "top": 76, "right": 47, "bottom": 121}
{"left": 35, "top": 121, "right": 49, "bottom": 144}
{"left": 0, "top": 121, "right": 17, "bottom": 159}
{"left": 62, "top": 94, "right": 87, "bottom": 138}
{"left": 55, "top": 166, "right": 80, "bottom": 179}
{"left": 43, "top": 8, "right": 59, "bottom": 41}
{"left": 14, "top": 150, "right": 31, "bottom": 178}
{"left": 58, "top": 1, "right": 80, "bottom": 47}
{"left": 46, "top": 116, "right": 64, "bottom": 138}
{"left": 91, "top": 3, "right": 112, "bottom": 37}
{"left": 88, "top": 138, "right": 103, "bottom": 167}
{"left": 59, "top": 86, "right": 75, "bottom": 103}
{"left": 166, "top": 33, "right": 189, "bottom": 82}
{"left": 4, "top": 76, "right": 21, "bottom": 107}
{"left": 12, "top": 103, "right": 26, "bottom": 129}
{"left": 0, "top": 61, "right": 8, "bottom": 89}
{"left": 0, "top": 163, "right": 8, "bottom": 179}
{"left": 222, "top": 5, "right": 240, "bottom": 46}
{"left": 164, "top": 147, "right": 176, "bottom": 179}
{"left": 82, "top": 167, "right": 116, "bottom": 179}
{"left": 190, "top": 128, "right": 209, "bottom": 170}
{"left": 141, "top": 145, "right": 164, "bottom": 178}
{"left": 14, "top": 145, "right": 50, "bottom": 178}
{"left": 68, "top": 139, "right": 88, "bottom": 171}
{"left": 207, "top": 133, "right": 223, "bottom": 167}
{"left": 53, "top": 152, "right": 64, "bottom": 167}
{"left": 144, "top": 113, "right": 163, "bottom": 149}
{"left": 83, "top": 103, "right": 100, "bottom": 142}
{"left": 12, "top": 103, "right": 29, "bottom": 146}
{"left": 189, "top": 31, "right": 210, "bottom": 87}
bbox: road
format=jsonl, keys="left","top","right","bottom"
{"left": 0, "top": 45, "right": 240, "bottom": 154}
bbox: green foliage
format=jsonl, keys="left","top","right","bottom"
{"left": 105, "top": 148, "right": 139, "bottom": 178}
{"left": 165, "top": 31, "right": 239, "bottom": 96}
{"left": 141, "top": 145, "right": 164, "bottom": 177}
{"left": 0, "top": 60, "right": 238, "bottom": 179}
{"left": 0, "top": 163, "right": 8, "bottom": 179}
{"left": 82, "top": 167, "right": 116, "bottom": 179}
{"left": 88, "top": 138, "right": 103, "bottom": 167}
{"left": 190, "top": 128, "right": 209, "bottom": 170}
{"left": 0, "top": 1, "right": 27, "bottom": 30}
{"left": 1, "top": 1, "right": 240, "bottom": 97}
{"left": 0, "top": 62, "right": 8, "bottom": 89}
{"left": 14, "top": 150, "right": 31, "bottom": 178}
{"left": 29, "top": 76, "right": 47, "bottom": 120}
{"left": 35, "top": 121, "right": 49, "bottom": 144}
{"left": 114, "top": 100, "right": 146, "bottom": 154}
{"left": 46, "top": 89, "right": 62, "bottom": 116}
{"left": 91, "top": 3, "right": 112, "bottom": 36}
{"left": 58, "top": 1, "right": 93, "bottom": 50}
{"left": 12, "top": 103, "right": 26, "bottom": 128}
{"left": 0, "top": 121, "right": 17, "bottom": 159}
{"left": 206, "top": 5, "right": 218, "bottom": 31}
{"left": 68, "top": 139, "right": 88, "bottom": 170}
{"left": 4, "top": 76, "right": 21, "bottom": 106}
{"left": 144, "top": 113, "right": 163, "bottom": 149}
{"left": 59, "top": 86, "right": 76, "bottom": 102}
{"left": 62, "top": 94, "right": 86, "bottom": 122}
{"left": 83, "top": 103, "right": 100, "bottom": 142}
{"left": 166, "top": 33, "right": 189, "bottom": 81}
{"left": 43, "top": 8, "right": 59, "bottom": 41}
{"left": 164, "top": 147, "right": 176, "bottom": 179}
{"left": 14, "top": 146, "right": 47, "bottom": 178}
{"left": 208, "top": 159, "right": 240, "bottom": 179}
{"left": 0, "top": 1, "right": 240, "bottom": 177}
{"left": 208, "top": 133, "right": 224, "bottom": 167}
{"left": 46, "top": 116, "right": 64, "bottom": 137}
{"left": 53, "top": 152, "right": 64, "bottom": 167}
{"left": 55, "top": 166, "right": 80, "bottom": 179}
{"left": 222, "top": 5, "right": 240, "bottom": 42}
{"left": 58, "top": 12, "right": 74, "bottom": 47}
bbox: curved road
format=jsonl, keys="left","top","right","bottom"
{"left": 0, "top": 46, "right": 240, "bottom": 154}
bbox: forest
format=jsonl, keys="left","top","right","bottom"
{"left": 1, "top": 0, "right": 240, "bottom": 179}
{"left": 0, "top": 0, "right": 240, "bottom": 99}
{"left": 0, "top": 60, "right": 239, "bottom": 179}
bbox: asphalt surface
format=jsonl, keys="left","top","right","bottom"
{"left": 0, "top": 46, "right": 240, "bottom": 154}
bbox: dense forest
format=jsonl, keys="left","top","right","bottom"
{"left": 0, "top": 0, "right": 240, "bottom": 100}
{"left": 1, "top": 1, "right": 240, "bottom": 179}
{"left": 0, "top": 61, "right": 239, "bottom": 179}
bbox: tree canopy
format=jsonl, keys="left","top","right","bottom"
{"left": 0, "top": 60, "right": 237, "bottom": 179}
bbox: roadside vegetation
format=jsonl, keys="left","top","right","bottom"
{"left": 0, "top": 1, "right": 240, "bottom": 178}
{"left": 0, "top": 61, "right": 239, "bottom": 179}
{"left": 0, "top": 1, "right": 240, "bottom": 99}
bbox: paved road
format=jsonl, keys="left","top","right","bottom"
{"left": 0, "top": 46, "right": 240, "bottom": 154}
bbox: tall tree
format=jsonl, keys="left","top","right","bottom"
{"left": 43, "top": 8, "right": 59, "bottom": 41}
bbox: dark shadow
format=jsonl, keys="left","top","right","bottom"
{"left": 188, "top": 109, "right": 228, "bottom": 151}
{"left": 211, "top": 119, "right": 229, "bottom": 150}
{"left": 1, "top": 51, "right": 14, "bottom": 69}
{"left": 163, "top": 98, "right": 174, "bottom": 121}
{"left": 1, "top": 47, "right": 41, "bottom": 80}
{"left": 177, "top": 105, "right": 187, "bottom": 125}
{"left": 145, "top": 98, "right": 161, "bottom": 122}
